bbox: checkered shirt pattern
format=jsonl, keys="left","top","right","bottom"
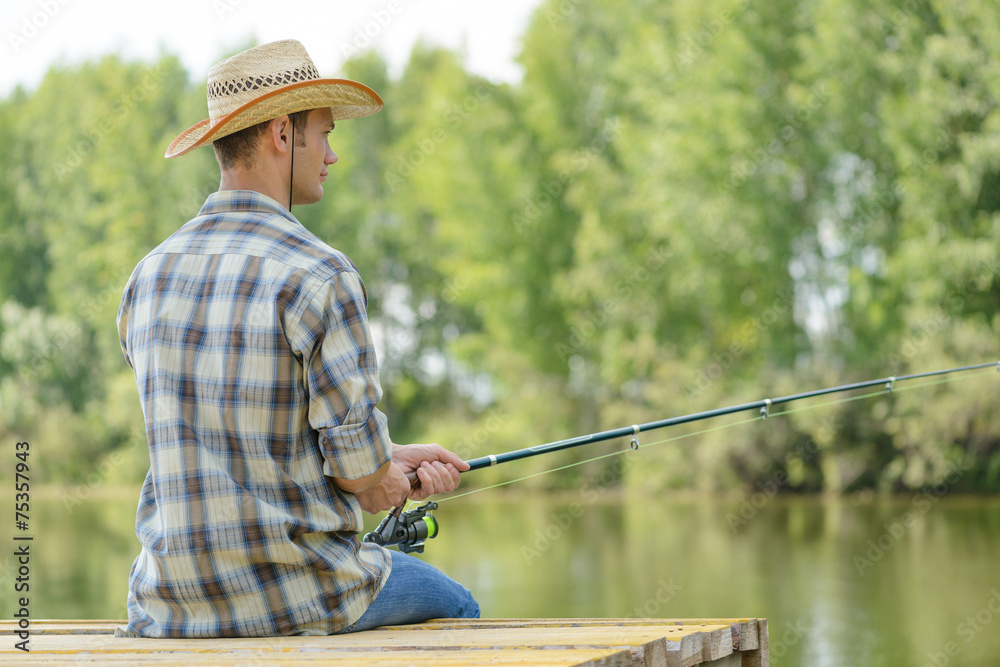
{"left": 115, "top": 190, "right": 392, "bottom": 637}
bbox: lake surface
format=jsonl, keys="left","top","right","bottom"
{"left": 4, "top": 489, "right": 1000, "bottom": 665}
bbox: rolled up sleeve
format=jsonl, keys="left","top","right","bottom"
{"left": 301, "top": 270, "right": 392, "bottom": 480}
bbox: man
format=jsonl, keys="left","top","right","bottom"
{"left": 115, "top": 39, "right": 479, "bottom": 638}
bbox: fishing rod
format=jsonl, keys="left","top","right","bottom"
{"left": 464, "top": 361, "right": 999, "bottom": 471}
{"left": 363, "top": 361, "right": 998, "bottom": 551}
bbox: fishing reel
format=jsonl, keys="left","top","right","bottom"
{"left": 363, "top": 501, "right": 439, "bottom": 553}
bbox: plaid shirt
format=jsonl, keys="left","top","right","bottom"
{"left": 116, "top": 190, "right": 392, "bottom": 637}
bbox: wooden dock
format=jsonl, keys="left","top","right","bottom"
{"left": 1, "top": 617, "right": 768, "bottom": 666}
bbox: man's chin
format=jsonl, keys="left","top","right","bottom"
{"left": 293, "top": 189, "right": 325, "bottom": 207}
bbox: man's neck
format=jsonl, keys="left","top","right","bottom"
{"left": 219, "top": 165, "right": 290, "bottom": 209}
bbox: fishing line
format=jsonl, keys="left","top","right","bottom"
{"left": 436, "top": 364, "right": 997, "bottom": 504}
{"left": 771, "top": 367, "right": 997, "bottom": 419}
{"left": 437, "top": 413, "right": 762, "bottom": 503}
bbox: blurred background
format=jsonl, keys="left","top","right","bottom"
{"left": 1, "top": 0, "right": 999, "bottom": 664}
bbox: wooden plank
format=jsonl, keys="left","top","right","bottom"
{"left": 373, "top": 618, "right": 761, "bottom": 630}
{"left": 739, "top": 619, "right": 769, "bottom": 667}
{"left": 371, "top": 617, "right": 758, "bottom": 665}
{"left": 0, "top": 628, "right": 732, "bottom": 667}
{"left": 0, "top": 618, "right": 767, "bottom": 667}
{"left": 0, "top": 647, "right": 634, "bottom": 666}
{"left": 0, "top": 618, "right": 760, "bottom": 635}
{"left": 698, "top": 623, "right": 733, "bottom": 663}
{"left": 0, "top": 620, "right": 123, "bottom": 635}
{"left": 1, "top": 625, "right": 728, "bottom": 649}
{"left": 404, "top": 617, "right": 765, "bottom": 664}
{"left": 376, "top": 618, "right": 760, "bottom": 652}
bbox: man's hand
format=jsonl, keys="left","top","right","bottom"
{"left": 392, "top": 443, "right": 469, "bottom": 501}
{"left": 352, "top": 463, "right": 410, "bottom": 514}
{"left": 352, "top": 443, "right": 469, "bottom": 513}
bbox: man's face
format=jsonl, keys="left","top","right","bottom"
{"left": 291, "top": 108, "right": 338, "bottom": 206}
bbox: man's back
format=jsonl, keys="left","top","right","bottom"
{"left": 116, "top": 190, "right": 392, "bottom": 638}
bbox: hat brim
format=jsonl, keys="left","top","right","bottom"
{"left": 165, "top": 78, "right": 383, "bottom": 158}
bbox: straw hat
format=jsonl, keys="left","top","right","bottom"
{"left": 165, "top": 40, "right": 383, "bottom": 158}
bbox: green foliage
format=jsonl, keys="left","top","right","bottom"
{"left": 1, "top": 0, "right": 998, "bottom": 494}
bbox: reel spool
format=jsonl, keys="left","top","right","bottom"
{"left": 363, "top": 501, "right": 439, "bottom": 553}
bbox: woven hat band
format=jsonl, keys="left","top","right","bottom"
{"left": 207, "top": 63, "right": 322, "bottom": 121}
{"left": 208, "top": 63, "right": 320, "bottom": 103}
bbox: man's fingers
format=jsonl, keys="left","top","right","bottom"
{"left": 422, "top": 460, "right": 461, "bottom": 494}
{"left": 437, "top": 446, "right": 471, "bottom": 471}
{"left": 432, "top": 460, "right": 459, "bottom": 492}
{"left": 409, "top": 461, "right": 461, "bottom": 498}
{"left": 441, "top": 462, "right": 460, "bottom": 488}
{"left": 393, "top": 444, "right": 467, "bottom": 500}
{"left": 417, "top": 444, "right": 470, "bottom": 471}
{"left": 416, "top": 461, "right": 443, "bottom": 493}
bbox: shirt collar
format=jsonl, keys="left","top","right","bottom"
{"left": 198, "top": 190, "right": 300, "bottom": 225}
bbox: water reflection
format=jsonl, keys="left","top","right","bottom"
{"left": 5, "top": 491, "right": 1000, "bottom": 665}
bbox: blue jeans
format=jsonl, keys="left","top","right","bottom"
{"left": 340, "top": 550, "right": 480, "bottom": 632}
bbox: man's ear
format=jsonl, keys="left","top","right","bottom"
{"left": 267, "top": 115, "right": 292, "bottom": 155}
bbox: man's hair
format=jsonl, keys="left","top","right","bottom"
{"left": 213, "top": 109, "right": 312, "bottom": 171}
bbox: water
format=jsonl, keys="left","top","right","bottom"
{"left": 4, "top": 489, "right": 1000, "bottom": 665}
